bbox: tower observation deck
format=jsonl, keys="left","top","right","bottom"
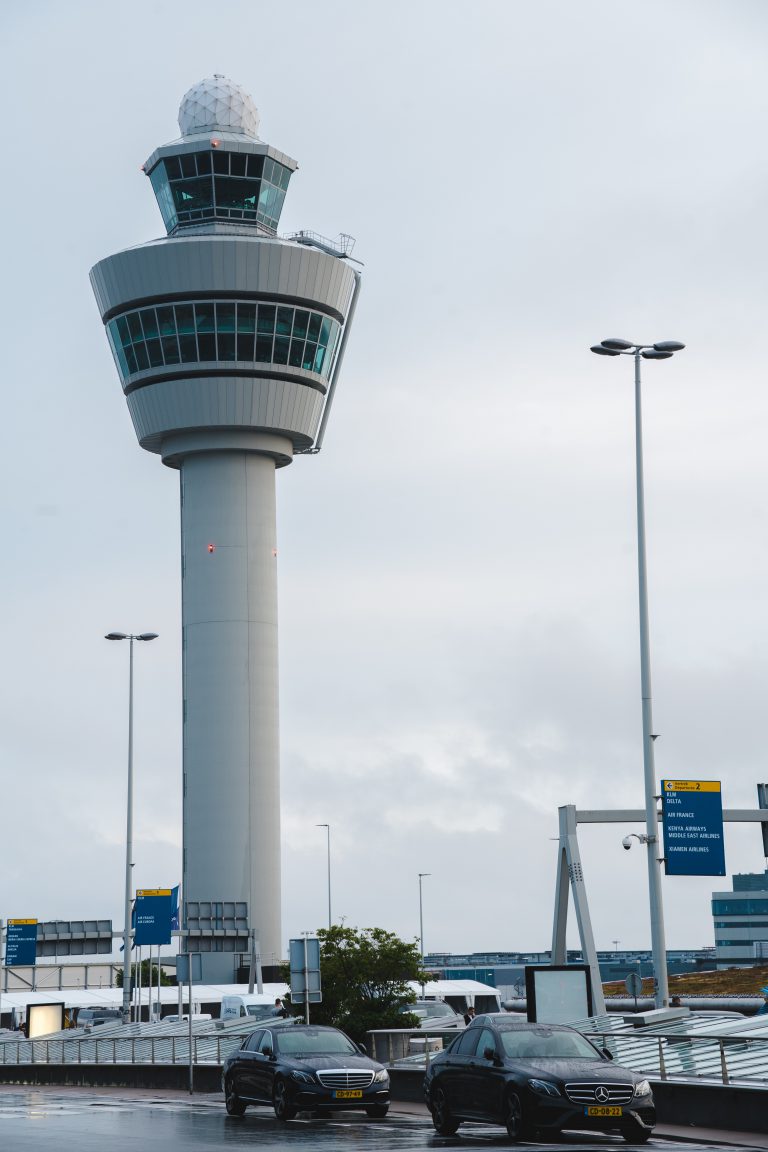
{"left": 90, "top": 76, "right": 360, "bottom": 980}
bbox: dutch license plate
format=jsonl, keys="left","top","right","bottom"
{"left": 334, "top": 1089, "right": 363, "bottom": 1099}
{"left": 585, "top": 1105, "right": 622, "bottom": 1117}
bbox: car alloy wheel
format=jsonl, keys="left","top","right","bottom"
{"left": 430, "top": 1085, "right": 460, "bottom": 1136}
{"left": 272, "top": 1077, "right": 297, "bottom": 1121}
{"left": 224, "top": 1077, "right": 246, "bottom": 1117}
{"left": 504, "top": 1090, "right": 524, "bottom": 1142}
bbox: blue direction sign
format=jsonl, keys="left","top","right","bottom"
{"left": 5, "top": 920, "right": 38, "bottom": 966}
{"left": 662, "top": 780, "right": 726, "bottom": 876}
{"left": 134, "top": 889, "right": 173, "bottom": 946}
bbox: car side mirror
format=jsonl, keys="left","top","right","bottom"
{"left": 602, "top": 1047, "right": 613, "bottom": 1061}
{"left": 357, "top": 1043, "right": 367, "bottom": 1055}
{"left": 483, "top": 1046, "right": 497, "bottom": 1062}
{"left": 262, "top": 1045, "right": 273, "bottom": 1058}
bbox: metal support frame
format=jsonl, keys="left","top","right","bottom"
{"left": 552, "top": 806, "right": 606, "bottom": 1015}
{"left": 553, "top": 802, "right": 768, "bottom": 1014}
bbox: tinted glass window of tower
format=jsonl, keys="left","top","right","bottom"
{"left": 108, "top": 302, "right": 339, "bottom": 381}
{"left": 149, "top": 152, "right": 289, "bottom": 230}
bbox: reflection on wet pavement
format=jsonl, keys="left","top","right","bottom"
{"left": 0, "top": 1088, "right": 738, "bottom": 1151}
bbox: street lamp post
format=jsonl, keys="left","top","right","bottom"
{"left": 590, "top": 337, "right": 685, "bottom": 1009}
{"left": 418, "top": 873, "right": 430, "bottom": 961}
{"left": 316, "top": 824, "right": 331, "bottom": 930}
{"left": 106, "top": 631, "right": 159, "bottom": 1022}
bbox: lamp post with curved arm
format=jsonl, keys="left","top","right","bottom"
{"left": 590, "top": 338, "right": 685, "bottom": 1009}
{"left": 105, "top": 631, "right": 159, "bottom": 1022}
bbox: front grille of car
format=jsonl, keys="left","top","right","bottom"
{"left": 565, "top": 1082, "right": 634, "bottom": 1106}
{"left": 316, "top": 1069, "right": 374, "bottom": 1089}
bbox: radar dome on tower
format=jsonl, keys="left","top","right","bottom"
{"left": 178, "top": 75, "right": 260, "bottom": 139}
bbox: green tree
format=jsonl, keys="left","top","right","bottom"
{"left": 115, "top": 959, "right": 174, "bottom": 988}
{"left": 286, "top": 925, "right": 435, "bottom": 1042}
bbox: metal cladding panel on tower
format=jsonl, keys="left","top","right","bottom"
{"left": 126, "top": 376, "right": 325, "bottom": 455}
{"left": 90, "top": 236, "right": 356, "bottom": 320}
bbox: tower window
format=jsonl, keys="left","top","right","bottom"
{"left": 108, "top": 301, "right": 340, "bottom": 384}
{"left": 149, "top": 151, "right": 292, "bottom": 232}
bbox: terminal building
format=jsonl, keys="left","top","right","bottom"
{"left": 712, "top": 869, "right": 768, "bottom": 966}
{"left": 424, "top": 948, "right": 719, "bottom": 998}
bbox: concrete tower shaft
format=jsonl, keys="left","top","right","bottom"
{"left": 90, "top": 77, "right": 359, "bottom": 979}
{"left": 180, "top": 450, "right": 281, "bottom": 961}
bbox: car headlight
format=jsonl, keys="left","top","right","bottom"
{"left": 528, "top": 1078, "right": 561, "bottom": 1097}
{"left": 633, "top": 1079, "right": 651, "bottom": 1098}
{"left": 290, "top": 1069, "right": 316, "bottom": 1084}
{"left": 373, "top": 1068, "right": 390, "bottom": 1083}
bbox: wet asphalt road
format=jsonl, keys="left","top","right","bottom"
{"left": 0, "top": 1088, "right": 748, "bottom": 1151}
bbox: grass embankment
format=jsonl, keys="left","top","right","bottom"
{"left": 603, "top": 965, "right": 768, "bottom": 998}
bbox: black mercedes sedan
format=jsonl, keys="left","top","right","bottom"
{"left": 222, "top": 1023, "right": 390, "bottom": 1120}
{"left": 423, "top": 1015, "right": 655, "bottom": 1143}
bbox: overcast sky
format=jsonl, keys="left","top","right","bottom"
{"left": 3, "top": 0, "right": 768, "bottom": 967}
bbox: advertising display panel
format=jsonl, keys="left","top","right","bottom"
{"left": 525, "top": 965, "right": 592, "bottom": 1023}
{"left": 662, "top": 780, "right": 725, "bottom": 876}
{"left": 27, "top": 1002, "right": 64, "bottom": 1038}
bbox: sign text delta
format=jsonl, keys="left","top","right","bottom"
{"left": 661, "top": 780, "right": 725, "bottom": 876}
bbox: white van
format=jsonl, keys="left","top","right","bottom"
{"left": 219, "top": 994, "right": 282, "bottom": 1021}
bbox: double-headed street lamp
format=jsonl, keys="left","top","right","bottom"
{"left": 590, "top": 337, "right": 685, "bottom": 1009}
{"left": 105, "top": 631, "right": 158, "bottom": 1022}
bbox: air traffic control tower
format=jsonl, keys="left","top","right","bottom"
{"left": 91, "top": 77, "right": 359, "bottom": 981}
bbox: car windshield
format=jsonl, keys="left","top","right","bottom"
{"left": 246, "top": 1005, "right": 274, "bottom": 1017}
{"left": 501, "top": 1029, "right": 601, "bottom": 1060}
{"left": 276, "top": 1029, "right": 357, "bottom": 1057}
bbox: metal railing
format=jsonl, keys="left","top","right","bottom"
{"left": 283, "top": 229, "right": 356, "bottom": 257}
{"left": 366, "top": 1026, "right": 464, "bottom": 1067}
{"left": 0, "top": 1033, "right": 245, "bottom": 1066}
{"left": 592, "top": 1029, "right": 768, "bottom": 1087}
{"left": 5, "top": 1018, "right": 768, "bottom": 1089}
{"left": 0, "top": 1018, "right": 255, "bottom": 1067}
{"left": 364, "top": 1025, "right": 768, "bottom": 1089}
